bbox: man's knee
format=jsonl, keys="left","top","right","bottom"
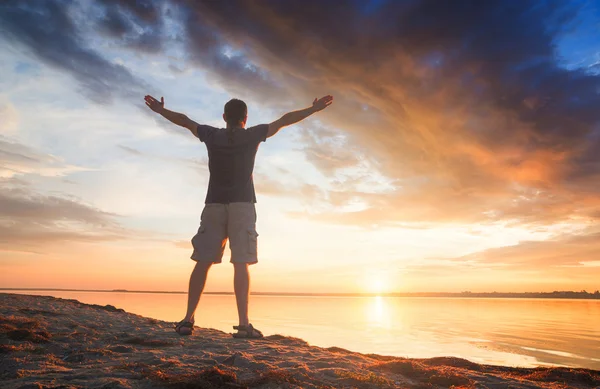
{"left": 193, "top": 261, "right": 213, "bottom": 272}
{"left": 233, "top": 262, "right": 249, "bottom": 272}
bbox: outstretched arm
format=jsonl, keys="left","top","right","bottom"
{"left": 267, "top": 95, "right": 333, "bottom": 138}
{"left": 144, "top": 95, "right": 200, "bottom": 137}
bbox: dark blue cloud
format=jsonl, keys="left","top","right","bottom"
{"left": 555, "top": 0, "right": 600, "bottom": 71}
{"left": 95, "top": 0, "right": 165, "bottom": 53}
{"left": 97, "top": 7, "right": 132, "bottom": 38}
{"left": 0, "top": 0, "right": 150, "bottom": 104}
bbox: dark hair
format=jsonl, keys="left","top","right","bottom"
{"left": 224, "top": 99, "right": 247, "bottom": 126}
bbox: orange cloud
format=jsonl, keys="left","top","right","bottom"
{"left": 175, "top": 1, "right": 600, "bottom": 230}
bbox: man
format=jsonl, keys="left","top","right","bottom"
{"left": 144, "top": 94, "right": 334, "bottom": 337}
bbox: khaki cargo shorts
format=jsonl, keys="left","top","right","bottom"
{"left": 191, "top": 202, "right": 259, "bottom": 264}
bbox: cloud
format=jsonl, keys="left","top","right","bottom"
{"left": 0, "top": 186, "right": 115, "bottom": 226}
{"left": 296, "top": 127, "right": 366, "bottom": 177}
{"left": 95, "top": 0, "right": 165, "bottom": 53}
{"left": 172, "top": 240, "right": 189, "bottom": 249}
{"left": 3, "top": 0, "right": 599, "bottom": 229}
{"left": 0, "top": 181, "right": 129, "bottom": 253}
{"left": 97, "top": 7, "right": 133, "bottom": 38}
{"left": 0, "top": 0, "right": 151, "bottom": 104}
{"left": 179, "top": 5, "right": 285, "bottom": 106}
{"left": 0, "top": 140, "right": 138, "bottom": 253}
{"left": 254, "top": 171, "right": 324, "bottom": 203}
{"left": 99, "top": 0, "right": 161, "bottom": 25}
{"left": 176, "top": 0, "right": 600, "bottom": 227}
{"left": 0, "top": 99, "right": 19, "bottom": 136}
{"left": 0, "top": 137, "right": 88, "bottom": 178}
{"left": 117, "top": 144, "right": 207, "bottom": 170}
{"left": 455, "top": 226, "right": 600, "bottom": 270}
{"left": 388, "top": 226, "right": 600, "bottom": 290}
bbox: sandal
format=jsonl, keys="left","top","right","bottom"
{"left": 232, "top": 323, "right": 263, "bottom": 339}
{"left": 175, "top": 320, "right": 194, "bottom": 336}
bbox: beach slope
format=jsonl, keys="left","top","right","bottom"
{"left": 1, "top": 293, "right": 598, "bottom": 389}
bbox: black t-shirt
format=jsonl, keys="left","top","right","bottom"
{"left": 196, "top": 124, "right": 268, "bottom": 204}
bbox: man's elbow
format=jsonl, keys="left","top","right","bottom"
{"left": 182, "top": 117, "right": 197, "bottom": 133}
{"left": 267, "top": 122, "right": 283, "bottom": 138}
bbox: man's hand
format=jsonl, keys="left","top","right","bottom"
{"left": 312, "top": 95, "right": 333, "bottom": 112}
{"left": 144, "top": 95, "right": 164, "bottom": 114}
{"left": 143, "top": 95, "right": 199, "bottom": 136}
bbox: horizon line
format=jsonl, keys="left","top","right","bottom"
{"left": 1, "top": 287, "right": 599, "bottom": 298}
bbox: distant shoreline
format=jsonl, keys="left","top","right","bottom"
{"left": 2, "top": 288, "right": 599, "bottom": 299}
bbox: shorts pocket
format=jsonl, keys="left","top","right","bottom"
{"left": 247, "top": 228, "right": 258, "bottom": 254}
{"left": 191, "top": 225, "right": 206, "bottom": 248}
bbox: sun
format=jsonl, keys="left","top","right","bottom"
{"left": 364, "top": 273, "right": 390, "bottom": 295}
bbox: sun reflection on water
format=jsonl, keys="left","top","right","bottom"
{"left": 366, "top": 295, "right": 393, "bottom": 329}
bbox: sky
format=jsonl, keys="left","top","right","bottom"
{"left": 1, "top": 0, "right": 599, "bottom": 294}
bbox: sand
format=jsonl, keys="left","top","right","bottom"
{"left": 1, "top": 293, "right": 599, "bottom": 389}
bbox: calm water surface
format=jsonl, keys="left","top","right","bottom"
{"left": 9, "top": 291, "right": 600, "bottom": 370}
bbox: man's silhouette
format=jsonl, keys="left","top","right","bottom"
{"left": 144, "top": 94, "right": 334, "bottom": 337}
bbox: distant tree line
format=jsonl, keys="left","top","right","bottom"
{"left": 2, "top": 288, "right": 599, "bottom": 299}
{"left": 443, "top": 290, "right": 600, "bottom": 299}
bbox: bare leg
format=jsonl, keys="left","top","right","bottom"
{"left": 233, "top": 263, "right": 250, "bottom": 326}
{"left": 183, "top": 261, "right": 212, "bottom": 322}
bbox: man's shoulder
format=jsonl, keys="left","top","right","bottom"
{"left": 245, "top": 124, "right": 269, "bottom": 143}
{"left": 195, "top": 124, "right": 222, "bottom": 142}
{"left": 246, "top": 124, "right": 268, "bottom": 130}
{"left": 199, "top": 124, "right": 223, "bottom": 132}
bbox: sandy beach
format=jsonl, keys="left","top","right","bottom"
{"left": 1, "top": 293, "right": 599, "bottom": 389}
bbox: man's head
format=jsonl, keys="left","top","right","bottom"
{"left": 223, "top": 99, "right": 247, "bottom": 128}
